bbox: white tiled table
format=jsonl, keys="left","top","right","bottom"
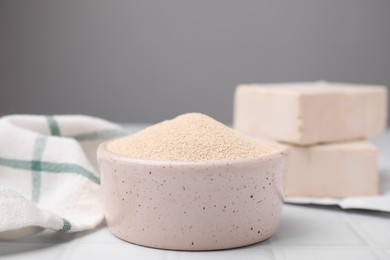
{"left": 1, "top": 126, "right": 389, "bottom": 260}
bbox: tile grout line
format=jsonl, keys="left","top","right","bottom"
{"left": 338, "top": 211, "right": 387, "bottom": 259}
{"left": 271, "top": 247, "right": 286, "bottom": 260}
{"left": 373, "top": 250, "right": 390, "bottom": 260}
{"left": 268, "top": 234, "right": 286, "bottom": 260}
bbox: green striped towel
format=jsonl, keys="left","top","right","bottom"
{"left": 0, "top": 115, "right": 127, "bottom": 239}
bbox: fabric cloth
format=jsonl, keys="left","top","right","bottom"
{"left": 0, "top": 115, "right": 127, "bottom": 238}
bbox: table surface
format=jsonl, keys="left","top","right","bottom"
{"left": 1, "top": 125, "right": 389, "bottom": 260}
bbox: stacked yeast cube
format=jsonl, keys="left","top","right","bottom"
{"left": 234, "top": 82, "right": 388, "bottom": 198}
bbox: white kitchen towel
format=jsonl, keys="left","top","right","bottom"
{"left": 285, "top": 169, "right": 390, "bottom": 212}
{"left": 0, "top": 115, "right": 127, "bottom": 238}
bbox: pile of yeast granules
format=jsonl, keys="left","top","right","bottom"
{"left": 107, "top": 113, "right": 272, "bottom": 161}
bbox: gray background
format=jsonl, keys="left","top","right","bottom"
{"left": 1, "top": 0, "right": 389, "bottom": 124}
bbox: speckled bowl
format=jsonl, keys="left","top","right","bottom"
{"left": 97, "top": 142, "right": 289, "bottom": 251}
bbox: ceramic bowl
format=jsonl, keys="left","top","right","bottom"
{"left": 97, "top": 142, "right": 289, "bottom": 251}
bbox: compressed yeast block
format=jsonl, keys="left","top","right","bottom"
{"left": 234, "top": 82, "right": 388, "bottom": 145}
{"left": 284, "top": 140, "right": 378, "bottom": 198}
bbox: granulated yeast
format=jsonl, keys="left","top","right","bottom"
{"left": 108, "top": 113, "right": 272, "bottom": 161}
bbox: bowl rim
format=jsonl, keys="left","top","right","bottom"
{"left": 97, "top": 140, "right": 289, "bottom": 167}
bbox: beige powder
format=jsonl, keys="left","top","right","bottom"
{"left": 108, "top": 113, "right": 272, "bottom": 161}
